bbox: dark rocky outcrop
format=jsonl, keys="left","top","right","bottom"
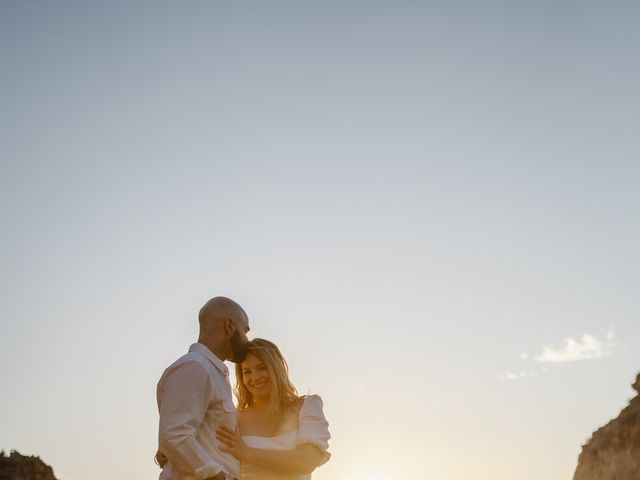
{"left": 573, "top": 373, "right": 640, "bottom": 480}
{"left": 0, "top": 451, "right": 58, "bottom": 480}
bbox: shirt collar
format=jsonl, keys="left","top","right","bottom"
{"left": 189, "top": 343, "right": 229, "bottom": 376}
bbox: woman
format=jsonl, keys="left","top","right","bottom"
{"left": 216, "top": 338, "right": 331, "bottom": 480}
{"left": 156, "top": 338, "right": 330, "bottom": 479}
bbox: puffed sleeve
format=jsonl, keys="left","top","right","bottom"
{"left": 297, "top": 394, "right": 331, "bottom": 465}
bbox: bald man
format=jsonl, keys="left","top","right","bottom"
{"left": 156, "top": 297, "right": 250, "bottom": 480}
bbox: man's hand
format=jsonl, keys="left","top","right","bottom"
{"left": 216, "top": 424, "right": 249, "bottom": 461}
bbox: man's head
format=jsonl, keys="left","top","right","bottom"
{"left": 198, "top": 296, "right": 250, "bottom": 363}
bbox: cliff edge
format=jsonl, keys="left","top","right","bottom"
{"left": 573, "top": 373, "right": 640, "bottom": 480}
{"left": 0, "top": 450, "right": 58, "bottom": 480}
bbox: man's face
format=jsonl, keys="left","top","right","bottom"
{"left": 229, "top": 315, "right": 250, "bottom": 363}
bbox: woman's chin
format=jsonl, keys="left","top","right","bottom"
{"left": 251, "top": 391, "right": 271, "bottom": 401}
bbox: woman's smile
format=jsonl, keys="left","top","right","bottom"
{"left": 251, "top": 380, "right": 267, "bottom": 388}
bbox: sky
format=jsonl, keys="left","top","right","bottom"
{"left": 1, "top": 1, "right": 639, "bottom": 479}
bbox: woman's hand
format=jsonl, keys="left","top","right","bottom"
{"left": 154, "top": 450, "right": 168, "bottom": 468}
{"left": 216, "top": 424, "right": 249, "bottom": 461}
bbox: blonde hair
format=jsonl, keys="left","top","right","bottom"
{"left": 234, "top": 338, "right": 300, "bottom": 423}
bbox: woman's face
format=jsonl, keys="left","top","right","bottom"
{"left": 241, "top": 353, "right": 271, "bottom": 399}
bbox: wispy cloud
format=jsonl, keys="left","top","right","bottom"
{"left": 535, "top": 331, "right": 617, "bottom": 363}
{"left": 501, "top": 330, "right": 617, "bottom": 380}
{"left": 502, "top": 370, "right": 537, "bottom": 381}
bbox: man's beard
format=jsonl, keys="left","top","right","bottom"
{"left": 229, "top": 330, "right": 248, "bottom": 363}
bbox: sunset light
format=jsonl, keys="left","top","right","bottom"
{"left": 1, "top": 2, "right": 639, "bottom": 480}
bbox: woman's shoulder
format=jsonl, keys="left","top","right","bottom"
{"left": 294, "top": 394, "right": 324, "bottom": 416}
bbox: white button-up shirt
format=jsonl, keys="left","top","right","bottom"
{"left": 157, "top": 343, "right": 240, "bottom": 480}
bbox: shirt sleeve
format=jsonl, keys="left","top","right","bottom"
{"left": 297, "top": 394, "right": 331, "bottom": 465}
{"left": 157, "top": 361, "right": 222, "bottom": 479}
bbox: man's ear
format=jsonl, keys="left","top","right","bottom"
{"left": 224, "top": 318, "right": 234, "bottom": 335}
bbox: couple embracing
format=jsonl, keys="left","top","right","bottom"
{"left": 155, "top": 296, "right": 331, "bottom": 480}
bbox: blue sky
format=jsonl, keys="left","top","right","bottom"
{"left": 1, "top": 2, "right": 639, "bottom": 479}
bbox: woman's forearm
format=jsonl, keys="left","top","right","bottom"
{"left": 244, "top": 444, "right": 323, "bottom": 475}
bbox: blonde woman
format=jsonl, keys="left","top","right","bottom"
{"left": 216, "top": 338, "right": 330, "bottom": 480}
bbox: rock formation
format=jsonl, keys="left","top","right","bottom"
{"left": 573, "top": 372, "right": 640, "bottom": 480}
{"left": 0, "top": 450, "right": 58, "bottom": 480}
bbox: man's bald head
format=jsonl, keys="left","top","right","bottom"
{"left": 197, "top": 296, "right": 250, "bottom": 363}
{"left": 199, "top": 296, "right": 248, "bottom": 326}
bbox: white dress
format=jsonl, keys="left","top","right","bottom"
{"left": 240, "top": 395, "right": 331, "bottom": 480}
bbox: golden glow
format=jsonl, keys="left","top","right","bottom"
{"left": 347, "top": 470, "right": 393, "bottom": 480}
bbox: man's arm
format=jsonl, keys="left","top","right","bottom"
{"left": 158, "top": 361, "right": 225, "bottom": 480}
{"left": 155, "top": 450, "right": 225, "bottom": 480}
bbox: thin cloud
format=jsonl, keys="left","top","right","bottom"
{"left": 535, "top": 331, "right": 617, "bottom": 363}
{"left": 502, "top": 370, "right": 537, "bottom": 381}
{"left": 501, "top": 330, "right": 616, "bottom": 381}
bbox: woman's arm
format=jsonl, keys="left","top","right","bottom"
{"left": 216, "top": 425, "right": 324, "bottom": 475}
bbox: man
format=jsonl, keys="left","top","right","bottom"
{"left": 156, "top": 296, "right": 250, "bottom": 480}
